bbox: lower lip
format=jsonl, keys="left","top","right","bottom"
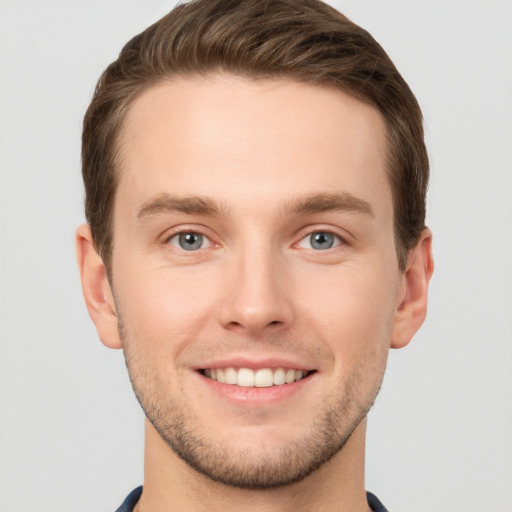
{"left": 195, "top": 371, "right": 314, "bottom": 405}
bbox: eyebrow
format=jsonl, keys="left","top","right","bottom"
{"left": 137, "top": 194, "right": 224, "bottom": 220}
{"left": 284, "top": 192, "right": 374, "bottom": 217}
{"left": 136, "top": 191, "right": 373, "bottom": 221}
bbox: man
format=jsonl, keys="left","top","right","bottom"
{"left": 76, "top": 0, "right": 433, "bottom": 510}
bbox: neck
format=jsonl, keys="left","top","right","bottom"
{"left": 137, "top": 418, "right": 371, "bottom": 512}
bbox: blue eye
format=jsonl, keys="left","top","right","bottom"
{"left": 168, "top": 232, "right": 210, "bottom": 251}
{"left": 298, "top": 231, "right": 341, "bottom": 250}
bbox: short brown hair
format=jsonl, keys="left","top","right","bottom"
{"left": 82, "top": 0, "right": 428, "bottom": 272}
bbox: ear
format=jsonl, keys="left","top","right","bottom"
{"left": 391, "top": 228, "right": 434, "bottom": 349}
{"left": 75, "top": 224, "right": 122, "bottom": 349}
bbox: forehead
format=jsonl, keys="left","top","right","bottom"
{"left": 116, "top": 75, "right": 391, "bottom": 218}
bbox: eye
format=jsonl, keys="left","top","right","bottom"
{"left": 168, "top": 232, "right": 212, "bottom": 251}
{"left": 298, "top": 231, "right": 342, "bottom": 250}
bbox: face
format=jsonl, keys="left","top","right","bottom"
{"left": 110, "top": 76, "right": 404, "bottom": 488}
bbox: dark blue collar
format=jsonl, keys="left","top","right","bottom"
{"left": 116, "top": 486, "right": 389, "bottom": 512}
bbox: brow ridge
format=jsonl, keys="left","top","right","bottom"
{"left": 284, "top": 192, "right": 373, "bottom": 216}
{"left": 136, "top": 191, "right": 373, "bottom": 221}
{"left": 137, "top": 193, "right": 222, "bottom": 220}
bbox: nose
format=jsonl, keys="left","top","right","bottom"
{"left": 218, "top": 243, "right": 294, "bottom": 336}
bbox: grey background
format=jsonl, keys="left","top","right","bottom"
{"left": 1, "top": 1, "right": 511, "bottom": 511}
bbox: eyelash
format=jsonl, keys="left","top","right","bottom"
{"left": 166, "top": 230, "right": 214, "bottom": 251}
{"left": 295, "top": 230, "right": 345, "bottom": 251}
{"left": 164, "top": 228, "right": 347, "bottom": 252}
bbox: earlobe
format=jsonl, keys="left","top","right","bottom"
{"left": 75, "top": 225, "right": 122, "bottom": 349}
{"left": 391, "top": 228, "right": 434, "bottom": 349}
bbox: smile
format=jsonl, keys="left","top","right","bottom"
{"left": 201, "top": 367, "right": 313, "bottom": 388}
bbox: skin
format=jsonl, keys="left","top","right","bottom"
{"left": 76, "top": 75, "right": 433, "bottom": 512}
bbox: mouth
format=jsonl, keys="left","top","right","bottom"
{"left": 199, "top": 367, "right": 315, "bottom": 388}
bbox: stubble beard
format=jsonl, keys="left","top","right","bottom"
{"left": 120, "top": 319, "right": 386, "bottom": 490}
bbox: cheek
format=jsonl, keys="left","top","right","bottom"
{"left": 297, "top": 262, "right": 398, "bottom": 358}
{"left": 113, "top": 264, "right": 221, "bottom": 353}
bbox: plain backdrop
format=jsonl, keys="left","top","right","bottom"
{"left": 0, "top": 1, "right": 511, "bottom": 511}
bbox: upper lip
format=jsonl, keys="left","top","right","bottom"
{"left": 192, "top": 356, "right": 316, "bottom": 372}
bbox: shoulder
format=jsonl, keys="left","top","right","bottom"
{"left": 115, "top": 486, "right": 143, "bottom": 512}
{"left": 367, "top": 491, "right": 390, "bottom": 512}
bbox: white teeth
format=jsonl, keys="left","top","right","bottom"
{"left": 225, "top": 367, "right": 237, "bottom": 385}
{"left": 254, "top": 368, "right": 273, "bottom": 388}
{"left": 237, "top": 368, "right": 255, "bottom": 387}
{"left": 273, "top": 368, "right": 286, "bottom": 385}
{"left": 203, "top": 367, "right": 310, "bottom": 387}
